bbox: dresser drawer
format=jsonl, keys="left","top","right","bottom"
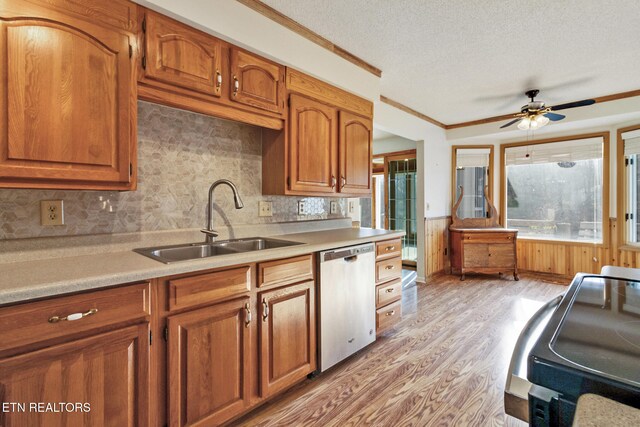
{"left": 376, "top": 257, "right": 402, "bottom": 283}
{"left": 258, "top": 254, "right": 313, "bottom": 289}
{"left": 376, "top": 279, "right": 402, "bottom": 308}
{"left": 0, "top": 282, "right": 150, "bottom": 355}
{"left": 168, "top": 266, "right": 251, "bottom": 311}
{"left": 376, "top": 300, "right": 402, "bottom": 333}
{"left": 376, "top": 239, "right": 402, "bottom": 260}
{"left": 462, "top": 232, "right": 515, "bottom": 243}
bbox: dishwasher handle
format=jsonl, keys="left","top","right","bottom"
{"left": 344, "top": 255, "right": 358, "bottom": 263}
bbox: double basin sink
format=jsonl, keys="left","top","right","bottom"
{"left": 134, "top": 237, "right": 304, "bottom": 264}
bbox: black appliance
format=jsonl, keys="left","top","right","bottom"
{"left": 527, "top": 274, "right": 640, "bottom": 426}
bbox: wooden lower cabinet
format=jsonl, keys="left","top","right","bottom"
{"left": 167, "top": 297, "right": 252, "bottom": 427}
{"left": 0, "top": 324, "right": 149, "bottom": 427}
{"left": 259, "top": 281, "right": 316, "bottom": 398}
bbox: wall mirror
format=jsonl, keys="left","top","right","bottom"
{"left": 451, "top": 145, "right": 494, "bottom": 219}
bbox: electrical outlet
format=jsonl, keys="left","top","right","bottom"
{"left": 330, "top": 201, "right": 338, "bottom": 214}
{"left": 40, "top": 200, "right": 64, "bottom": 226}
{"left": 297, "top": 201, "right": 306, "bottom": 215}
{"left": 348, "top": 200, "right": 356, "bottom": 214}
{"left": 259, "top": 201, "right": 273, "bottom": 217}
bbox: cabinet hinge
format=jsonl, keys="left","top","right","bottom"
{"left": 129, "top": 44, "right": 133, "bottom": 58}
{"left": 163, "top": 326, "right": 168, "bottom": 342}
{"left": 141, "top": 55, "right": 147, "bottom": 70}
{"left": 141, "top": 18, "right": 146, "bottom": 33}
{"left": 286, "top": 176, "right": 290, "bottom": 187}
{"left": 149, "top": 331, "right": 152, "bottom": 346}
{"left": 129, "top": 163, "right": 133, "bottom": 177}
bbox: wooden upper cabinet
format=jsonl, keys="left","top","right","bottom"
{"left": 289, "top": 94, "right": 338, "bottom": 194}
{"left": 143, "top": 10, "right": 223, "bottom": 97}
{"left": 230, "top": 48, "right": 285, "bottom": 114}
{"left": 0, "top": 15, "right": 135, "bottom": 189}
{"left": 259, "top": 281, "right": 316, "bottom": 398}
{"left": 339, "top": 111, "right": 372, "bottom": 195}
{"left": 0, "top": 324, "right": 149, "bottom": 427}
{"left": 167, "top": 297, "right": 251, "bottom": 427}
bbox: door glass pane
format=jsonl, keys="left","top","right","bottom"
{"left": 388, "top": 159, "right": 417, "bottom": 262}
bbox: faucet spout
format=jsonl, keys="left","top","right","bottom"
{"left": 203, "top": 179, "right": 244, "bottom": 243}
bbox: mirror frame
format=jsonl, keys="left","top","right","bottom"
{"left": 451, "top": 145, "right": 494, "bottom": 217}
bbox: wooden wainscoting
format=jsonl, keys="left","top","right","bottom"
{"left": 425, "top": 216, "right": 451, "bottom": 277}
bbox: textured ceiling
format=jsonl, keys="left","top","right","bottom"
{"left": 262, "top": 0, "right": 640, "bottom": 124}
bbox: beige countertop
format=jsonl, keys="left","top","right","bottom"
{"left": 573, "top": 394, "right": 640, "bottom": 426}
{"left": 0, "top": 228, "right": 404, "bottom": 306}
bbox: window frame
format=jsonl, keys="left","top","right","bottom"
{"left": 617, "top": 124, "right": 640, "bottom": 249}
{"left": 500, "top": 131, "right": 610, "bottom": 247}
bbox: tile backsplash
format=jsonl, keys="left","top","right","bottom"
{"left": 0, "top": 101, "right": 347, "bottom": 240}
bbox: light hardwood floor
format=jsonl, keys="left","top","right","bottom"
{"left": 233, "top": 273, "right": 567, "bottom": 426}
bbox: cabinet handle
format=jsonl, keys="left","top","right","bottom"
{"left": 385, "top": 265, "right": 395, "bottom": 270}
{"left": 262, "top": 299, "right": 269, "bottom": 322}
{"left": 331, "top": 176, "right": 336, "bottom": 188}
{"left": 385, "top": 288, "right": 395, "bottom": 293}
{"left": 386, "top": 310, "right": 396, "bottom": 316}
{"left": 341, "top": 176, "right": 346, "bottom": 187}
{"left": 244, "top": 303, "right": 252, "bottom": 327}
{"left": 233, "top": 75, "right": 239, "bottom": 96}
{"left": 385, "top": 246, "right": 396, "bottom": 251}
{"left": 215, "top": 70, "right": 222, "bottom": 89}
{"left": 48, "top": 308, "right": 98, "bottom": 323}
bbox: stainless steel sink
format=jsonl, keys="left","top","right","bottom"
{"left": 134, "top": 237, "right": 304, "bottom": 264}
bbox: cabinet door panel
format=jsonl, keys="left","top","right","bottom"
{"left": 230, "top": 48, "right": 284, "bottom": 114}
{"left": 0, "top": 324, "right": 149, "bottom": 427}
{"left": 339, "top": 111, "right": 372, "bottom": 195}
{"left": 259, "top": 281, "right": 316, "bottom": 398}
{"left": 289, "top": 94, "right": 337, "bottom": 194}
{"left": 0, "top": 18, "right": 133, "bottom": 185}
{"left": 167, "top": 298, "right": 251, "bottom": 427}
{"left": 144, "top": 10, "right": 222, "bottom": 97}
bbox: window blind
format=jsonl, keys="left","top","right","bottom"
{"left": 456, "top": 148, "right": 490, "bottom": 168}
{"left": 505, "top": 137, "right": 603, "bottom": 166}
{"left": 622, "top": 129, "right": 640, "bottom": 156}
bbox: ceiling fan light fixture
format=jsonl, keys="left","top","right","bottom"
{"left": 517, "top": 117, "right": 531, "bottom": 130}
{"left": 535, "top": 114, "right": 550, "bottom": 127}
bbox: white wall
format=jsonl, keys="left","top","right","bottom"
{"left": 373, "top": 135, "right": 416, "bottom": 155}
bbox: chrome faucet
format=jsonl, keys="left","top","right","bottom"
{"left": 201, "top": 179, "right": 244, "bottom": 243}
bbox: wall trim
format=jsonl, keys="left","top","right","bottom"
{"left": 236, "top": 0, "right": 382, "bottom": 77}
{"left": 379, "top": 96, "right": 447, "bottom": 129}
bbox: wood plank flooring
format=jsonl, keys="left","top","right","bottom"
{"left": 232, "top": 273, "right": 567, "bottom": 427}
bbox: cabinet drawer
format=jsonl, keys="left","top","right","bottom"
{"left": 376, "top": 257, "right": 402, "bottom": 283}
{"left": 376, "top": 279, "right": 402, "bottom": 308}
{"left": 376, "top": 300, "right": 402, "bottom": 333}
{"left": 168, "top": 266, "right": 251, "bottom": 311}
{"left": 376, "top": 239, "right": 402, "bottom": 260}
{"left": 462, "top": 232, "right": 515, "bottom": 243}
{"left": 258, "top": 255, "right": 313, "bottom": 289}
{"left": 0, "top": 283, "right": 150, "bottom": 355}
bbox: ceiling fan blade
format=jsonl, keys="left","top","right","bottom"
{"left": 550, "top": 99, "right": 595, "bottom": 111}
{"left": 544, "top": 112, "right": 566, "bottom": 121}
{"left": 500, "top": 118, "right": 521, "bottom": 129}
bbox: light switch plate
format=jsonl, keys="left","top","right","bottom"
{"left": 41, "top": 200, "right": 64, "bottom": 226}
{"left": 330, "top": 201, "right": 338, "bottom": 214}
{"left": 297, "top": 201, "right": 306, "bottom": 215}
{"left": 348, "top": 200, "right": 356, "bottom": 214}
{"left": 259, "top": 201, "right": 273, "bottom": 217}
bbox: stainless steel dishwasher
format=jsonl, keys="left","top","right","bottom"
{"left": 318, "top": 243, "right": 376, "bottom": 372}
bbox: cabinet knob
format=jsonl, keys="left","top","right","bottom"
{"left": 385, "top": 288, "right": 395, "bottom": 293}
{"left": 385, "top": 265, "right": 395, "bottom": 270}
{"left": 385, "top": 246, "right": 395, "bottom": 251}
{"left": 233, "top": 75, "right": 239, "bottom": 96}
{"left": 386, "top": 310, "right": 396, "bottom": 317}
{"left": 48, "top": 308, "right": 98, "bottom": 323}
{"left": 244, "top": 303, "right": 252, "bottom": 327}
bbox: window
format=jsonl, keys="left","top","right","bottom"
{"left": 622, "top": 128, "right": 640, "bottom": 244}
{"left": 503, "top": 136, "right": 605, "bottom": 243}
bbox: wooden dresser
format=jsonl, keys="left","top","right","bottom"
{"left": 450, "top": 227, "right": 518, "bottom": 281}
{"left": 449, "top": 185, "right": 518, "bottom": 281}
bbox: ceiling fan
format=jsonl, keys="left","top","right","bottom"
{"left": 500, "top": 89, "right": 595, "bottom": 130}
